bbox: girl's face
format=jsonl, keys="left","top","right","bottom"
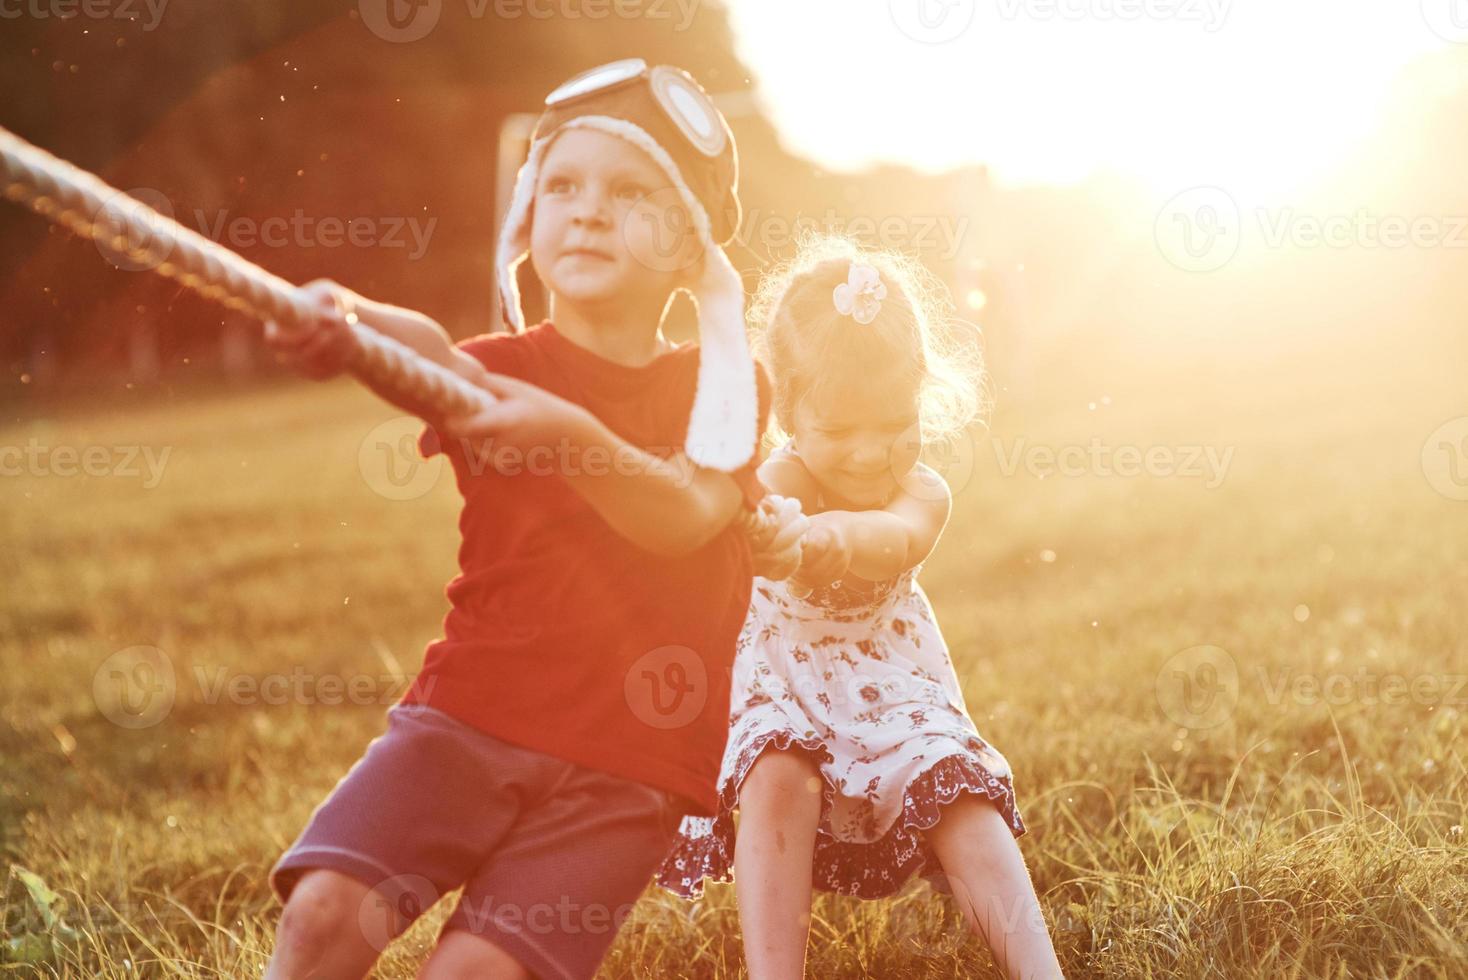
{"left": 528, "top": 129, "right": 697, "bottom": 311}
{"left": 791, "top": 377, "right": 922, "bottom": 510}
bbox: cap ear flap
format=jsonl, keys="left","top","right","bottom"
{"left": 496, "top": 134, "right": 552, "bottom": 331}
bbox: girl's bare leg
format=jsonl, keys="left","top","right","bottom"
{"left": 733, "top": 749, "right": 824, "bottom": 980}
{"left": 926, "top": 795, "right": 1065, "bottom": 979}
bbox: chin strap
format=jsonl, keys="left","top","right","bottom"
{"left": 0, "top": 125, "right": 806, "bottom": 575}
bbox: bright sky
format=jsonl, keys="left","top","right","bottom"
{"left": 722, "top": 0, "right": 1459, "bottom": 192}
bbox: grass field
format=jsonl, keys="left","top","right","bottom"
{"left": 2, "top": 372, "right": 1465, "bottom": 978}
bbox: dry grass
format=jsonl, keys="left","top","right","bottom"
{"left": 2, "top": 376, "right": 1465, "bottom": 978}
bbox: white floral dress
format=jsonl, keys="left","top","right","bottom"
{"left": 656, "top": 561, "right": 1025, "bottom": 900}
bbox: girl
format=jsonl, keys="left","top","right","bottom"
{"left": 657, "top": 236, "right": 1064, "bottom": 979}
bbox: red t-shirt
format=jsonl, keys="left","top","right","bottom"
{"left": 399, "top": 321, "right": 770, "bottom": 816}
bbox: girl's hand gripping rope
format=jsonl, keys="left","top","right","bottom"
{"left": 749, "top": 494, "right": 810, "bottom": 581}
{"left": 790, "top": 513, "right": 853, "bottom": 590}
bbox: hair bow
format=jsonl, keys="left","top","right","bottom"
{"left": 832, "top": 262, "right": 887, "bottom": 325}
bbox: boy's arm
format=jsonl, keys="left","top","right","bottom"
{"left": 337, "top": 290, "right": 494, "bottom": 426}
{"left": 560, "top": 411, "right": 749, "bottom": 558}
{"left": 816, "top": 464, "right": 952, "bottom": 581}
{"left": 442, "top": 369, "right": 757, "bottom": 558}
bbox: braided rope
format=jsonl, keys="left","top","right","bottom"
{"left": 0, "top": 125, "right": 798, "bottom": 559}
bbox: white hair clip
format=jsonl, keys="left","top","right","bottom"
{"left": 832, "top": 262, "right": 887, "bottom": 325}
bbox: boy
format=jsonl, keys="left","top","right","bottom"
{"left": 261, "top": 60, "right": 771, "bottom": 980}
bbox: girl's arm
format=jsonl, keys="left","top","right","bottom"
{"left": 755, "top": 447, "right": 823, "bottom": 514}
{"left": 809, "top": 464, "right": 952, "bottom": 583}
{"left": 759, "top": 449, "right": 953, "bottom": 584}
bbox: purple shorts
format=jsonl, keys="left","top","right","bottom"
{"left": 269, "top": 703, "right": 681, "bottom": 980}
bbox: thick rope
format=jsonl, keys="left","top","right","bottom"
{"left": 0, "top": 125, "right": 803, "bottom": 567}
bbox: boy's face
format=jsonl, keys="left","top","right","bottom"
{"left": 528, "top": 128, "right": 700, "bottom": 312}
{"left": 792, "top": 377, "right": 922, "bottom": 510}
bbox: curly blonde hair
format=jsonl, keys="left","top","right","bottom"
{"left": 750, "top": 233, "right": 988, "bottom": 451}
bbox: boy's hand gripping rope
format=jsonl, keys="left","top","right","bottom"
{"left": 0, "top": 125, "right": 805, "bottom": 573}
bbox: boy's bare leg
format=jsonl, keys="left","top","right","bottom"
{"left": 927, "top": 796, "right": 1065, "bottom": 979}
{"left": 733, "top": 749, "right": 824, "bottom": 980}
{"left": 264, "top": 869, "right": 410, "bottom": 980}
